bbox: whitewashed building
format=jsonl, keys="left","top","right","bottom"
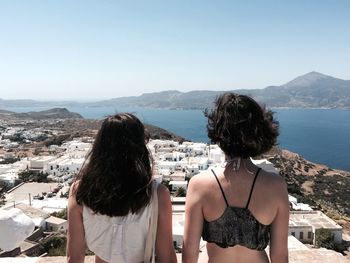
{"left": 156, "top": 161, "right": 177, "bottom": 174}
{"left": 29, "top": 156, "right": 57, "bottom": 171}
{"left": 45, "top": 157, "right": 85, "bottom": 177}
{"left": 289, "top": 211, "right": 342, "bottom": 245}
{"left": 185, "top": 164, "right": 200, "bottom": 177}
{"left": 252, "top": 158, "right": 279, "bottom": 174}
{"left": 208, "top": 146, "right": 225, "bottom": 163}
{"left": 45, "top": 216, "right": 67, "bottom": 233}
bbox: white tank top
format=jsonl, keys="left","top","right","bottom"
{"left": 82, "top": 184, "right": 157, "bottom": 263}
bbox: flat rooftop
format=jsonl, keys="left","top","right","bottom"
{"left": 4, "top": 203, "right": 50, "bottom": 219}
{"left": 289, "top": 211, "right": 342, "bottom": 229}
{"left": 45, "top": 216, "right": 67, "bottom": 225}
{"left": 5, "top": 182, "right": 59, "bottom": 205}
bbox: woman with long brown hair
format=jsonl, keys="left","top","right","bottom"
{"left": 182, "top": 93, "right": 289, "bottom": 263}
{"left": 67, "top": 113, "right": 177, "bottom": 263}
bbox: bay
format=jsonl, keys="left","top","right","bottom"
{"left": 2, "top": 106, "right": 350, "bottom": 172}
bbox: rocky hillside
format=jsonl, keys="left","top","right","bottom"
{"left": 39, "top": 119, "right": 186, "bottom": 146}
{"left": 264, "top": 148, "right": 350, "bottom": 231}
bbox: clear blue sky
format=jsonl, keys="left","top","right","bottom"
{"left": 1, "top": 0, "right": 349, "bottom": 100}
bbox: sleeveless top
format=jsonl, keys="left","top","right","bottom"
{"left": 202, "top": 168, "right": 271, "bottom": 250}
{"left": 82, "top": 181, "right": 158, "bottom": 263}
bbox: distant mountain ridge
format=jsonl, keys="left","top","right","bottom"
{"left": 94, "top": 72, "right": 350, "bottom": 109}
{"left": 1, "top": 72, "right": 350, "bottom": 109}
{"left": 0, "top": 108, "right": 83, "bottom": 119}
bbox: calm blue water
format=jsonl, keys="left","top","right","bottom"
{"left": 2, "top": 106, "right": 350, "bottom": 172}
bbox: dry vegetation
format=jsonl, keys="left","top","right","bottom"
{"left": 265, "top": 147, "right": 350, "bottom": 235}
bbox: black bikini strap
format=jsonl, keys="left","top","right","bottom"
{"left": 211, "top": 169, "right": 229, "bottom": 207}
{"left": 245, "top": 168, "right": 261, "bottom": 209}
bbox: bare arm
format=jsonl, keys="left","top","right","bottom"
{"left": 182, "top": 176, "right": 204, "bottom": 263}
{"left": 155, "top": 184, "right": 177, "bottom": 263}
{"left": 66, "top": 183, "right": 86, "bottom": 263}
{"left": 270, "top": 177, "right": 289, "bottom": 263}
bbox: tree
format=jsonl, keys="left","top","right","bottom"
{"left": 51, "top": 208, "right": 67, "bottom": 220}
{"left": 315, "top": 228, "right": 335, "bottom": 249}
{"left": 0, "top": 157, "right": 19, "bottom": 164}
{"left": 40, "top": 235, "right": 67, "bottom": 256}
{"left": 18, "top": 171, "right": 50, "bottom": 183}
{"left": 0, "top": 181, "right": 9, "bottom": 206}
{"left": 161, "top": 179, "right": 172, "bottom": 192}
{"left": 175, "top": 187, "right": 186, "bottom": 197}
{"left": 0, "top": 193, "right": 5, "bottom": 206}
{"left": 33, "top": 172, "right": 49, "bottom": 183}
{"left": 18, "top": 170, "right": 35, "bottom": 182}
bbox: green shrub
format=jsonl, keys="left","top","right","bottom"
{"left": 175, "top": 187, "right": 186, "bottom": 197}
{"left": 315, "top": 228, "right": 335, "bottom": 249}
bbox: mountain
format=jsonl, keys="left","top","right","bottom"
{"left": 0, "top": 108, "right": 83, "bottom": 120}
{"left": 1, "top": 72, "right": 349, "bottom": 109}
{"left": 259, "top": 72, "right": 350, "bottom": 107}
{"left": 0, "top": 98, "right": 79, "bottom": 108}
{"left": 93, "top": 72, "right": 350, "bottom": 109}
{"left": 92, "top": 90, "right": 219, "bottom": 109}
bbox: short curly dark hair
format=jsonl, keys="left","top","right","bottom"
{"left": 205, "top": 92, "right": 279, "bottom": 158}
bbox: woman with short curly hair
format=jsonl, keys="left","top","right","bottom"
{"left": 183, "top": 93, "right": 289, "bottom": 263}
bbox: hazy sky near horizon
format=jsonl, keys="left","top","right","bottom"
{"left": 1, "top": 0, "right": 350, "bottom": 100}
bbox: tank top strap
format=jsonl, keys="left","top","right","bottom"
{"left": 210, "top": 169, "right": 229, "bottom": 207}
{"left": 245, "top": 168, "right": 262, "bottom": 209}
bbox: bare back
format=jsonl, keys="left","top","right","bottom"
{"left": 182, "top": 161, "right": 289, "bottom": 263}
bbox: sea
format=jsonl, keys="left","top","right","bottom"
{"left": 2, "top": 106, "right": 350, "bottom": 172}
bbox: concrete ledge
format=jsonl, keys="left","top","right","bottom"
{"left": 0, "top": 249, "right": 349, "bottom": 263}
{"left": 6, "top": 182, "right": 25, "bottom": 194}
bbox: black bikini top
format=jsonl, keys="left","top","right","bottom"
{"left": 202, "top": 168, "right": 270, "bottom": 250}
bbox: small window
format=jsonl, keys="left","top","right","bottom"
{"left": 291, "top": 232, "right": 295, "bottom": 237}
{"left": 300, "top": 232, "right": 304, "bottom": 240}
{"left": 308, "top": 232, "right": 312, "bottom": 239}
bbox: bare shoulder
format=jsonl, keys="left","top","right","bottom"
{"left": 69, "top": 180, "right": 80, "bottom": 197}
{"left": 188, "top": 169, "right": 216, "bottom": 189}
{"left": 259, "top": 169, "right": 286, "bottom": 186}
{"left": 186, "top": 170, "right": 220, "bottom": 204}
{"left": 157, "top": 183, "right": 171, "bottom": 199}
{"left": 258, "top": 170, "right": 287, "bottom": 194}
{"left": 156, "top": 183, "right": 172, "bottom": 215}
{"left": 68, "top": 181, "right": 82, "bottom": 212}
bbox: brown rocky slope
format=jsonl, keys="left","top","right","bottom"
{"left": 264, "top": 148, "right": 350, "bottom": 233}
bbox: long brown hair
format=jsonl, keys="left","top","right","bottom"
{"left": 75, "top": 113, "right": 153, "bottom": 216}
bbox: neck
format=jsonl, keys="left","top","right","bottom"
{"left": 224, "top": 157, "right": 254, "bottom": 172}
